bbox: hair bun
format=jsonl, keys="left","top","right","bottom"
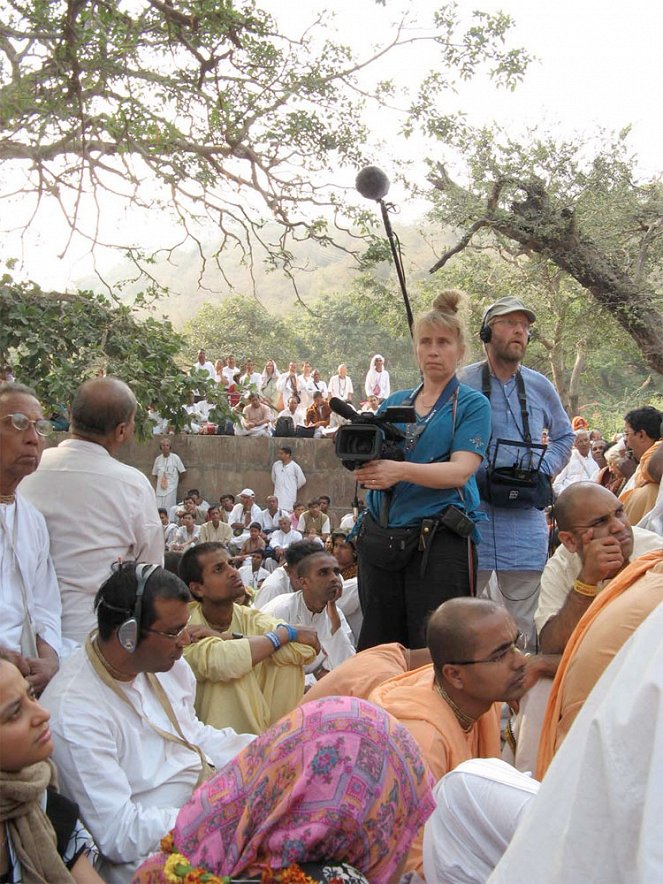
{"left": 432, "top": 289, "right": 464, "bottom": 314}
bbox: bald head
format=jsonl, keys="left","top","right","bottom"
{"left": 427, "top": 597, "right": 504, "bottom": 670}
{"left": 70, "top": 377, "right": 136, "bottom": 443}
{"left": 553, "top": 482, "right": 619, "bottom": 532}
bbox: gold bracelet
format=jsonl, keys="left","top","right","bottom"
{"left": 573, "top": 578, "right": 598, "bottom": 598}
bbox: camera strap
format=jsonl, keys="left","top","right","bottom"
{"left": 481, "top": 361, "right": 531, "bottom": 445}
{"left": 402, "top": 376, "right": 459, "bottom": 451}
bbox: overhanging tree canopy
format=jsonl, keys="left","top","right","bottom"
{"left": 0, "top": 1, "right": 529, "bottom": 290}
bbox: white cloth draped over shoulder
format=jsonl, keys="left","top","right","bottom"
{"left": 490, "top": 600, "right": 663, "bottom": 883}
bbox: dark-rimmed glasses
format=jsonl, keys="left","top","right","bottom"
{"left": 447, "top": 632, "right": 526, "bottom": 665}
{"left": 143, "top": 617, "right": 191, "bottom": 641}
{"left": 2, "top": 413, "right": 52, "bottom": 436}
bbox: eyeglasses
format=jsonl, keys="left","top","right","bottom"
{"left": 143, "top": 616, "right": 191, "bottom": 641}
{"left": 447, "top": 632, "right": 526, "bottom": 665}
{"left": 493, "top": 318, "right": 531, "bottom": 332}
{"left": 1, "top": 413, "right": 52, "bottom": 436}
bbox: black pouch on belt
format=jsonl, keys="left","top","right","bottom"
{"left": 357, "top": 512, "right": 420, "bottom": 570}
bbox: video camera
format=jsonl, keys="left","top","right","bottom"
{"left": 329, "top": 397, "right": 416, "bottom": 471}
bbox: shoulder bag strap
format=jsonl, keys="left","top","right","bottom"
{"left": 85, "top": 636, "right": 214, "bottom": 786}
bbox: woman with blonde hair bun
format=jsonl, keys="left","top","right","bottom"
{"left": 354, "top": 289, "right": 491, "bottom": 650}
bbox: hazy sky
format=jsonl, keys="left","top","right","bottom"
{"left": 5, "top": 0, "right": 662, "bottom": 290}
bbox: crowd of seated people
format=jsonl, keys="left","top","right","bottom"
{"left": 7, "top": 365, "right": 663, "bottom": 882}
{"left": 149, "top": 351, "right": 394, "bottom": 437}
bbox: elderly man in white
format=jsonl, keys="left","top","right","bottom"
{"left": 0, "top": 382, "right": 62, "bottom": 692}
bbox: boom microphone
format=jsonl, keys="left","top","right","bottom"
{"left": 329, "top": 397, "right": 360, "bottom": 422}
{"left": 355, "top": 166, "right": 390, "bottom": 202}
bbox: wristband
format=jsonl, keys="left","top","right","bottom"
{"left": 276, "top": 623, "right": 298, "bottom": 643}
{"left": 264, "top": 630, "right": 281, "bottom": 650}
{"left": 573, "top": 578, "right": 598, "bottom": 598}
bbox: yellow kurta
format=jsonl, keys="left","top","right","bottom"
{"left": 184, "top": 602, "right": 317, "bottom": 735}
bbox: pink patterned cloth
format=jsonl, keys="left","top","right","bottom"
{"left": 134, "top": 697, "right": 435, "bottom": 883}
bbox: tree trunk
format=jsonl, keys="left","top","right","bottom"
{"left": 429, "top": 169, "right": 663, "bottom": 377}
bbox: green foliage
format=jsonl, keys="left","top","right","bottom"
{"left": 0, "top": 276, "right": 234, "bottom": 438}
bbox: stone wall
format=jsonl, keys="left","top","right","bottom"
{"left": 49, "top": 433, "right": 358, "bottom": 517}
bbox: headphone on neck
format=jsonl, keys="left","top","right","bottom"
{"left": 116, "top": 563, "right": 159, "bottom": 653}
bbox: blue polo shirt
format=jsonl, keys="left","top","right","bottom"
{"left": 365, "top": 383, "right": 490, "bottom": 532}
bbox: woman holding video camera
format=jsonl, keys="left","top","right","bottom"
{"left": 354, "top": 290, "right": 491, "bottom": 650}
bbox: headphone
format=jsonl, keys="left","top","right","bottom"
{"left": 116, "top": 563, "right": 159, "bottom": 653}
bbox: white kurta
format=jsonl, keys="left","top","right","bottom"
{"left": 41, "top": 651, "right": 254, "bottom": 881}
{"left": 551, "top": 449, "right": 599, "bottom": 494}
{"left": 152, "top": 452, "right": 186, "bottom": 511}
{"left": 328, "top": 374, "right": 354, "bottom": 401}
{"left": 0, "top": 496, "right": 61, "bottom": 656}
{"left": 269, "top": 528, "right": 303, "bottom": 551}
{"left": 271, "top": 460, "right": 306, "bottom": 511}
{"left": 261, "top": 590, "right": 355, "bottom": 673}
{"left": 21, "top": 440, "right": 164, "bottom": 646}
{"left": 253, "top": 566, "right": 292, "bottom": 610}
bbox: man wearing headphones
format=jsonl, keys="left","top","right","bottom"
{"left": 41, "top": 562, "right": 255, "bottom": 881}
{"left": 461, "top": 297, "right": 574, "bottom": 649}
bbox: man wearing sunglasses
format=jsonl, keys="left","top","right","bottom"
{"left": 21, "top": 376, "right": 164, "bottom": 645}
{"left": 41, "top": 561, "right": 254, "bottom": 880}
{"left": 0, "top": 382, "right": 61, "bottom": 693}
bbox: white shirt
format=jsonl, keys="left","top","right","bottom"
{"left": 238, "top": 563, "right": 270, "bottom": 589}
{"left": 240, "top": 371, "right": 263, "bottom": 388}
{"left": 222, "top": 365, "right": 239, "bottom": 386}
{"left": 152, "top": 452, "right": 186, "bottom": 495}
{"left": 552, "top": 449, "right": 599, "bottom": 494}
{"left": 261, "top": 590, "right": 355, "bottom": 673}
{"left": 253, "top": 566, "right": 292, "bottom": 610}
{"left": 21, "top": 439, "right": 164, "bottom": 646}
{"left": 270, "top": 528, "right": 303, "bottom": 551}
{"left": 311, "top": 379, "right": 328, "bottom": 399}
{"left": 41, "top": 651, "right": 254, "bottom": 879}
{"left": 534, "top": 526, "right": 663, "bottom": 636}
{"left": 328, "top": 374, "right": 354, "bottom": 401}
{"left": 229, "top": 502, "right": 262, "bottom": 528}
{"left": 169, "top": 524, "right": 200, "bottom": 550}
{"left": 271, "top": 459, "right": 307, "bottom": 511}
{"left": 260, "top": 508, "right": 289, "bottom": 533}
{"left": 0, "top": 496, "right": 62, "bottom": 656}
{"left": 192, "top": 360, "right": 216, "bottom": 380}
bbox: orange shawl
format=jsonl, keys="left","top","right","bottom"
{"left": 536, "top": 547, "right": 663, "bottom": 778}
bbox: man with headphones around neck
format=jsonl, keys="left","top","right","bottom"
{"left": 461, "top": 297, "right": 574, "bottom": 650}
{"left": 41, "top": 561, "right": 255, "bottom": 881}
